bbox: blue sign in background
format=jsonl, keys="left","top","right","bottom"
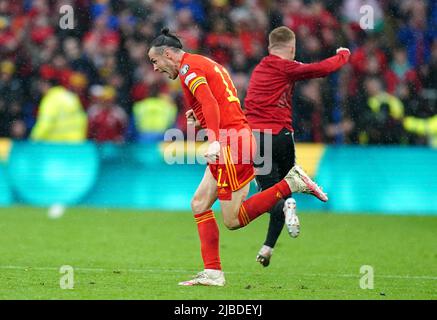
{"left": 315, "top": 146, "right": 437, "bottom": 215}
{"left": 1, "top": 142, "right": 436, "bottom": 215}
{"left": 0, "top": 162, "right": 12, "bottom": 205}
{"left": 6, "top": 142, "right": 99, "bottom": 206}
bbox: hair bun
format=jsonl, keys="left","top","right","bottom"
{"left": 161, "top": 27, "right": 170, "bottom": 36}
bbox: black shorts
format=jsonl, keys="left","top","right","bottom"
{"left": 253, "top": 128, "right": 296, "bottom": 191}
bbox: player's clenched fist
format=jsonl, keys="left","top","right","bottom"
{"left": 186, "top": 109, "right": 200, "bottom": 127}
{"left": 336, "top": 47, "right": 350, "bottom": 55}
{"left": 204, "top": 140, "right": 220, "bottom": 163}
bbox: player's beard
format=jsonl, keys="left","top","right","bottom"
{"left": 161, "top": 69, "right": 176, "bottom": 79}
{"left": 161, "top": 66, "right": 178, "bottom": 79}
{"left": 169, "top": 69, "right": 178, "bottom": 80}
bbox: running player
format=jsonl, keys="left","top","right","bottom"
{"left": 148, "top": 28, "right": 328, "bottom": 286}
{"left": 245, "top": 26, "right": 350, "bottom": 267}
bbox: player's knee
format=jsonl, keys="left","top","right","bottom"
{"left": 191, "top": 197, "right": 206, "bottom": 214}
{"left": 223, "top": 218, "right": 240, "bottom": 230}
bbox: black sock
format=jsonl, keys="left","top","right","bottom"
{"left": 264, "top": 199, "right": 285, "bottom": 248}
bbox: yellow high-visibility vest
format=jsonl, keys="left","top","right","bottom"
{"left": 367, "top": 93, "right": 404, "bottom": 120}
{"left": 133, "top": 96, "right": 177, "bottom": 133}
{"left": 404, "top": 115, "right": 437, "bottom": 148}
{"left": 30, "top": 86, "right": 87, "bottom": 142}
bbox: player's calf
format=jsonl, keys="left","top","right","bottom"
{"left": 221, "top": 180, "right": 292, "bottom": 230}
{"left": 219, "top": 183, "right": 251, "bottom": 230}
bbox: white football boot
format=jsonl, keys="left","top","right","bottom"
{"left": 284, "top": 165, "right": 328, "bottom": 202}
{"left": 284, "top": 198, "right": 300, "bottom": 238}
{"left": 178, "top": 269, "right": 225, "bottom": 286}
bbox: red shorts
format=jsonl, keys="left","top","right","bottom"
{"left": 209, "top": 129, "right": 256, "bottom": 200}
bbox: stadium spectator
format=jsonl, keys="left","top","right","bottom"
{"left": 174, "top": 8, "right": 201, "bottom": 52}
{"left": 403, "top": 39, "right": 437, "bottom": 146}
{"left": 0, "top": 60, "right": 23, "bottom": 106}
{"left": 173, "top": 0, "right": 205, "bottom": 25}
{"left": 232, "top": 72, "right": 250, "bottom": 104}
{"left": 230, "top": 3, "right": 267, "bottom": 68}
{"left": 384, "top": 46, "right": 422, "bottom": 96}
{"left": 204, "top": 17, "right": 234, "bottom": 66}
{"left": 397, "top": 0, "right": 437, "bottom": 68}
{"left": 0, "top": 60, "right": 26, "bottom": 139}
{"left": 403, "top": 114, "right": 437, "bottom": 147}
{"left": 0, "top": 101, "right": 25, "bottom": 139}
{"left": 298, "top": 35, "right": 323, "bottom": 63}
{"left": 352, "top": 77, "right": 406, "bottom": 144}
{"left": 0, "top": 0, "right": 433, "bottom": 146}
{"left": 348, "top": 34, "right": 388, "bottom": 95}
{"left": 419, "top": 39, "right": 437, "bottom": 118}
{"left": 88, "top": 85, "right": 128, "bottom": 143}
{"left": 283, "top": 0, "right": 314, "bottom": 37}
{"left": 63, "top": 37, "right": 98, "bottom": 83}
{"left": 67, "top": 71, "right": 90, "bottom": 110}
{"left": 294, "top": 79, "right": 328, "bottom": 142}
{"left": 30, "top": 78, "right": 87, "bottom": 142}
{"left": 132, "top": 85, "right": 177, "bottom": 143}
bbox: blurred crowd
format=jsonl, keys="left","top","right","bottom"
{"left": 0, "top": 0, "right": 436, "bottom": 146}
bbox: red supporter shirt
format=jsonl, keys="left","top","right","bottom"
{"left": 179, "top": 53, "right": 249, "bottom": 142}
{"left": 88, "top": 105, "right": 127, "bottom": 142}
{"left": 244, "top": 50, "right": 350, "bottom": 134}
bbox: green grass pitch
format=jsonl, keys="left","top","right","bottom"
{"left": 0, "top": 206, "right": 436, "bottom": 300}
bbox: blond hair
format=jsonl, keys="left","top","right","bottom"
{"left": 268, "top": 26, "right": 295, "bottom": 50}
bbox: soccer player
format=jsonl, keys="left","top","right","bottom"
{"left": 245, "top": 26, "right": 350, "bottom": 267}
{"left": 148, "top": 28, "right": 328, "bottom": 286}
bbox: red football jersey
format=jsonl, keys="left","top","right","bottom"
{"left": 244, "top": 51, "right": 350, "bottom": 134}
{"left": 179, "top": 53, "right": 249, "bottom": 141}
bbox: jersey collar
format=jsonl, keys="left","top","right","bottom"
{"left": 179, "top": 52, "right": 189, "bottom": 69}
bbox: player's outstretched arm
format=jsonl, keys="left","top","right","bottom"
{"left": 287, "top": 47, "right": 351, "bottom": 81}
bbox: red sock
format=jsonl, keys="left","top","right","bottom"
{"left": 238, "top": 180, "right": 291, "bottom": 227}
{"left": 194, "top": 209, "right": 221, "bottom": 270}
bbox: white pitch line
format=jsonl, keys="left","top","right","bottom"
{"left": 302, "top": 273, "right": 437, "bottom": 280}
{"left": 0, "top": 265, "right": 436, "bottom": 280}
{"left": 0, "top": 265, "right": 194, "bottom": 274}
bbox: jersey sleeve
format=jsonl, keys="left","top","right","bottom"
{"left": 179, "top": 66, "right": 208, "bottom": 96}
{"left": 180, "top": 65, "right": 220, "bottom": 141}
{"left": 284, "top": 50, "right": 350, "bottom": 81}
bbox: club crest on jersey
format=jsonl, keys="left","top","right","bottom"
{"left": 180, "top": 64, "right": 190, "bottom": 75}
